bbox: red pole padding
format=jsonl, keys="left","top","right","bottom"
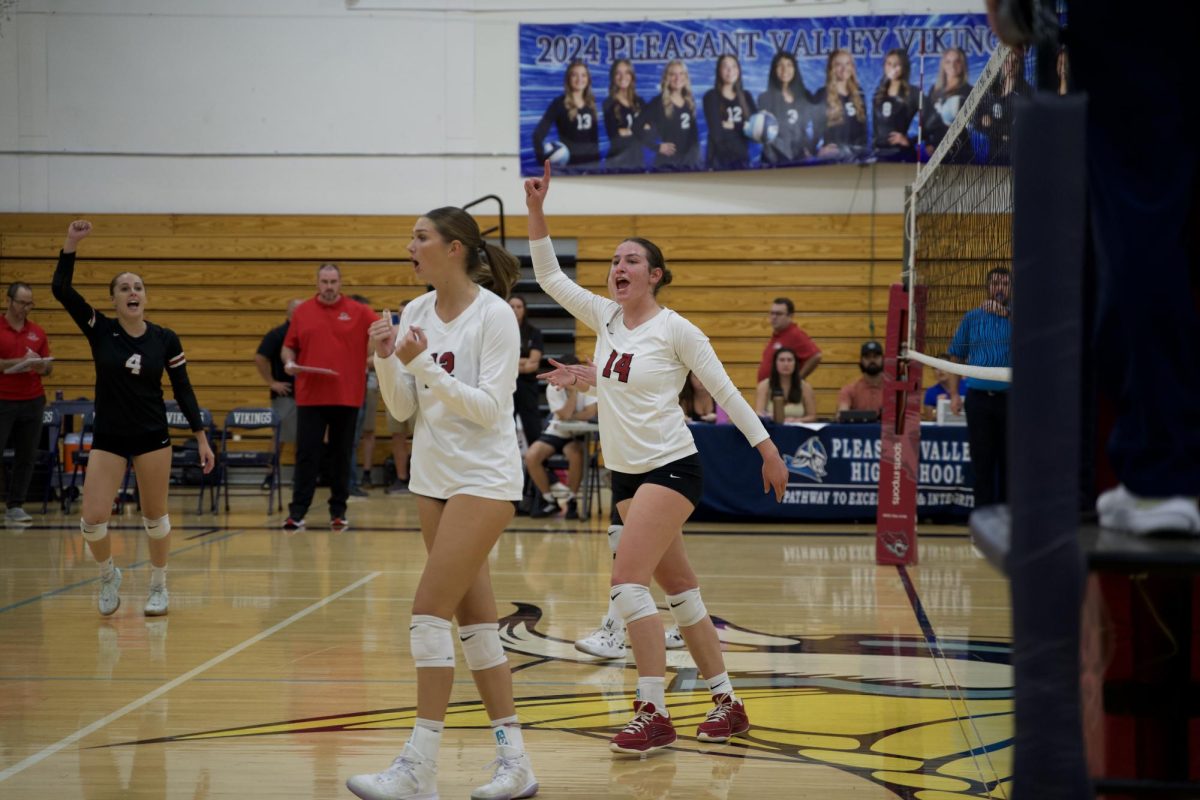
{"left": 876, "top": 283, "right": 926, "bottom": 565}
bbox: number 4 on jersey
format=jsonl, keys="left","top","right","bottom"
{"left": 602, "top": 350, "right": 633, "bottom": 383}
{"left": 125, "top": 354, "right": 143, "bottom": 375}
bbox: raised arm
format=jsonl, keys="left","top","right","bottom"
{"left": 51, "top": 220, "right": 99, "bottom": 334}
{"left": 524, "top": 161, "right": 612, "bottom": 332}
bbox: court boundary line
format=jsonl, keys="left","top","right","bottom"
{"left": 0, "top": 529, "right": 244, "bottom": 616}
{"left": 0, "top": 570, "right": 381, "bottom": 784}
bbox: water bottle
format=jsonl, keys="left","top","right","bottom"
{"left": 771, "top": 389, "right": 785, "bottom": 424}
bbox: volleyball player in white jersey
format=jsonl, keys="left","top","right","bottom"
{"left": 345, "top": 207, "right": 537, "bottom": 800}
{"left": 524, "top": 161, "right": 789, "bottom": 754}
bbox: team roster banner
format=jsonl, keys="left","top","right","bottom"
{"left": 519, "top": 15, "right": 999, "bottom": 176}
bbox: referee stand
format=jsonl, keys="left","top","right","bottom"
{"left": 971, "top": 7, "right": 1200, "bottom": 795}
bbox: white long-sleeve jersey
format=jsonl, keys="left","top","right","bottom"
{"left": 531, "top": 236, "right": 769, "bottom": 474}
{"left": 373, "top": 288, "right": 523, "bottom": 501}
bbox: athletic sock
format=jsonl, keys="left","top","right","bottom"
{"left": 150, "top": 566, "right": 167, "bottom": 589}
{"left": 490, "top": 714, "right": 525, "bottom": 752}
{"left": 409, "top": 718, "right": 444, "bottom": 761}
{"left": 706, "top": 671, "right": 735, "bottom": 699}
{"left": 636, "top": 676, "right": 668, "bottom": 716}
{"left": 99, "top": 557, "right": 115, "bottom": 580}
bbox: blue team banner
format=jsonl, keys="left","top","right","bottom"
{"left": 688, "top": 423, "right": 974, "bottom": 522}
{"left": 519, "top": 14, "right": 1002, "bottom": 176}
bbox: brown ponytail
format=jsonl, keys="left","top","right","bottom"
{"left": 424, "top": 206, "right": 521, "bottom": 299}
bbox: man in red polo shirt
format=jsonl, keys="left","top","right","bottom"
{"left": 757, "top": 297, "right": 822, "bottom": 382}
{"left": 0, "top": 282, "right": 53, "bottom": 524}
{"left": 280, "top": 263, "right": 375, "bottom": 531}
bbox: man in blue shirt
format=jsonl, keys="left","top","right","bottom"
{"left": 948, "top": 267, "right": 1011, "bottom": 508}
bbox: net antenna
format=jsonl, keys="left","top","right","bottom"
{"left": 904, "top": 43, "right": 1021, "bottom": 384}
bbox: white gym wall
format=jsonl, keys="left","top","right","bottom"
{"left": 0, "top": 0, "right": 981, "bottom": 215}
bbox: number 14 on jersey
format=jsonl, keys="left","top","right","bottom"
{"left": 602, "top": 350, "right": 633, "bottom": 383}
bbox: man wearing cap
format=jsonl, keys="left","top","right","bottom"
{"left": 0, "top": 282, "right": 53, "bottom": 524}
{"left": 836, "top": 341, "right": 885, "bottom": 416}
{"left": 948, "top": 266, "right": 1012, "bottom": 509}
{"left": 758, "top": 297, "right": 822, "bottom": 382}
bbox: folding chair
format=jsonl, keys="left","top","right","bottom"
{"left": 217, "top": 407, "right": 281, "bottom": 513}
{"left": 165, "top": 401, "right": 218, "bottom": 513}
{"left": 37, "top": 405, "right": 62, "bottom": 513}
{"left": 50, "top": 398, "right": 93, "bottom": 511}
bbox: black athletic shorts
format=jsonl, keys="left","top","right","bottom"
{"left": 536, "top": 433, "right": 579, "bottom": 453}
{"left": 610, "top": 452, "right": 704, "bottom": 508}
{"left": 91, "top": 428, "right": 172, "bottom": 460}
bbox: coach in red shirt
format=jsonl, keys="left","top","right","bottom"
{"left": 0, "top": 282, "right": 53, "bottom": 524}
{"left": 279, "top": 263, "right": 375, "bottom": 530}
{"left": 757, "top": 297, "right": 822, "bottom": 382}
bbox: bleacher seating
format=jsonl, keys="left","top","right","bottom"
{"left": 0, "top": 212, "right": 901, "bottom": 463}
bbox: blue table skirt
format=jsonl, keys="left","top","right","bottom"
{"left": 688, "top": 422, "right": 975, "bottom": 522}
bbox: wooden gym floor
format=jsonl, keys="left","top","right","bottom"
{"left": 0, "top": 489, "right": 1012, "bottom": 799}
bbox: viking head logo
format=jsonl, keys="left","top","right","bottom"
{"left": 782, "top": 436, "right": 828, "bottom": 482}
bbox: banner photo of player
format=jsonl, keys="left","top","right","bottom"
{"left": 519, "top": 14, "right": 999, "bottom": 176}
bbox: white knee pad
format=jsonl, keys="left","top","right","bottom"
{"left": 142, "top": 515, "right": 171, "bottom": 540}
{"left": 459, "top": 622, "right": 506, "bottom": 671}
{"left": 610, "top": 583, "right": 657, "bottom": 625}
{"left": 80, "top": 519, "right": 108, "bottom": 542}
{"left": 607, "top": 524, "right": 623, "bottom": 556}
{"left": 410, "top": 615, "right": 454, "bottom": 669}
{"left": 666, "top": 588, "right": 707, "bottom": 628}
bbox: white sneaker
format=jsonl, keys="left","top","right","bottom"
{"left": 98, "top": 567, "right": 122, "bottom": 616}
{"left": 471, "top": 745, "right": 538, "bottom": 800}
{"left": 346, "top": 743, "right": 438, "bottom": 800}
{"left": 5, "top": 507, "right": 33, "bottom": 523}
{"left": 144, "top": 584, "right": 169, "bottom": 616}
{"left": 664, "top": 626, "right": 686, "bottom": 650}
{"left": 1097, "top": 485, "right": 1200, "bottom": 536}
{"left": 575, "top": 618, "right": 625, "bottom": 660}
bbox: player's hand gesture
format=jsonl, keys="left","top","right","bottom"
{"left": 395, "top": 325, "right": 428, "bottom": 365}
{"left": 523, "top": 160, "right": 552, "bottom": 213}
{"left": 66, "top": 220, "right": 93, "bottom": 242}
{"left": 538, "top": 357, "right": 596, "bottom": 390}
{"left": 63, "top": 220, "right": 93, "bottom": 253}
{"left": 370, "top": 309, "right": 397, "bottom": 358}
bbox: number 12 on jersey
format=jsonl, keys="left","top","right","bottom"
{"left": 602, "top": 350, "right": 633, "bottom": 383}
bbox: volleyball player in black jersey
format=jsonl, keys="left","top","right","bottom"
{"left": 602, "top": 59, "right": 645, "bottom": 171}
{"left": 974, "top": 47, "right": 1030, "bottom": 162}
{"left": 51, "top": 220, "right": 214, "bottom": 617}
{"left": 636, "top": 59, "right": 701, "bottom": 170}
{"left": 702, "top": 55, "right": 756, "bottom": 170}
{"left": 814, "top": 50, "right": 868, "bottom": 160}
{"left": 758, "top": 51, "right": 815, "bottom": 165}
{"left": 922, "top": 47, "right": 974, "bottom": 161}
{"left": 872, "top": 49, "right": 921, "bottom": 162}
{"left": 531, "top": 59, "right": 601, "bottom": 171}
